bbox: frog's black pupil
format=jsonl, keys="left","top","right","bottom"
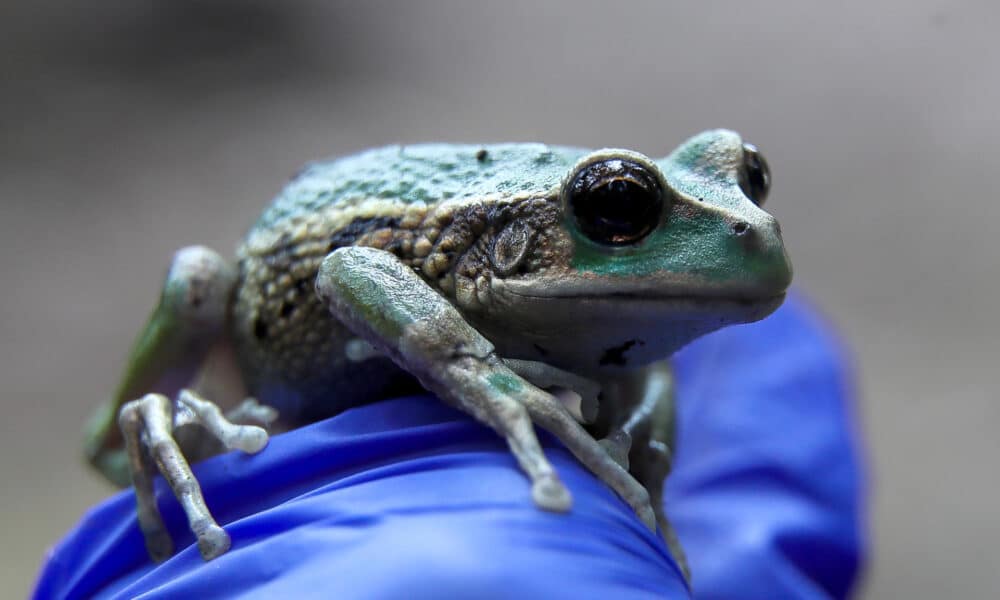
{"left": 739, "top": 143, "right": 770, "bottom": 206}
{"left": 568, "top": 159, "right": 663, "bottom": 246}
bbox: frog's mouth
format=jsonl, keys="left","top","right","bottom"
{"left": 497, "top": 277, "right": 788, "bottom": 311}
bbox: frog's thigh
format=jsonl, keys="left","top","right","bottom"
{"left": 86, "top": 246, "right": 237, "bottom": 486}
{"left": 316, "top": 247, "right": 654, "bottom": 528}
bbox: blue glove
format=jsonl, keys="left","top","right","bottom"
{"left": 669, "top": 292, "right": 867, "bottom": 599}
{"left": 33, "top": 291, "right": 866, "bottom": 599}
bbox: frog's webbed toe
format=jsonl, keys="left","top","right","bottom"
{"left": 119, "top": 390, "right": 272, "bottom": 562}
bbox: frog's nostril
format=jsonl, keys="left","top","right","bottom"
{"left": 731, "top": 221, "right": 750, "bottom": 236}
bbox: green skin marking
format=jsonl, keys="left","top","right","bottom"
{"left": 335, "top": 269, "right": 411, "bottom": 343}
{"left": 570, "top": 211, "right": 787, "bottom": 284}
{"left": 487, "top": 372, "right": 524, "bottom": 396}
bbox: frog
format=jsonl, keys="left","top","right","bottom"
{"left": 82, "top": 129, "right": 791, "bottom": 581}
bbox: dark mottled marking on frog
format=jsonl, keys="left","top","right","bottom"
{"left": 259, "top": 231, "right": 296, "bottom": 269}
{"left": 293, "top": 277, "right": 311, "bottom": 295}
{"left": 326, "top": 215, "right": 401, "bottom": 252}
{"left": 279, "top": 301, "right": 295, "bottom": 317}
{"left": 532, "top": 343, "right": 549, "bottom": 356}
{"left": 476, "top": 148, "right": 489, "bottom": 162}
{"left": 253, "top": 318, "right": 269, "bottom": 340}
{"left": 598, "top": 339, "right": 645, "bottom": 366}
{"left": 383, "top": 235, "right": 407, "bottom": 257}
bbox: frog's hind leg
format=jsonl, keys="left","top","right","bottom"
{"left": 86, "top": 246, "right": 272, "bottom": 561}
{"left": 85, "top": 246, "right": 239, "bottom": 486}
{"left": 316, "top": 246, "right": 656, "bottom": 530}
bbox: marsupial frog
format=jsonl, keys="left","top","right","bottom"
{"left": 84, "top": 130, "right": 791, "bottom": 579}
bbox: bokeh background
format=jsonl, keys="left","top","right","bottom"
{"left": 2, "top": 1, "right": 997, "bottom": 597}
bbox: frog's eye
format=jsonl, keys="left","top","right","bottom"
{"left": 738, "top": 143, "right": 770, "bottom": 206}
{"left": 565, "top": 158, "right": 665, "bottom": 246}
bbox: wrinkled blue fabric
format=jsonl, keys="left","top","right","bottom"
{"left": 33, "top": 291, "right": 867, "bottom": 599}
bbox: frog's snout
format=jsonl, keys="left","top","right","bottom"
{"left": 729, "top": 214, "right": 792, "bottom": 295}
{"left": 727, "top": 216, "right": 773, "bottom": 251}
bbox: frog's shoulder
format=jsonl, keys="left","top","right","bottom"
{"left": 253, "top": 143, "right": 589, "bottom": 232}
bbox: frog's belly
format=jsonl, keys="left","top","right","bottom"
{"left": 247, "top": 352, "right": 421, "bottom": 425}
{"left": 230, "top": 267, "right": 420, "bottom": 425}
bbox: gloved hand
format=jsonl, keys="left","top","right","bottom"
{"left": 33, "top": 291, "right": 866, "bottom": 599}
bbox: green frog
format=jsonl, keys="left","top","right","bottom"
{"left": 83, "top": 130, "right": 791, "bottom": 579}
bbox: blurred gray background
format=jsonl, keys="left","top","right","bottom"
{"left": 2, "top": 1, "right": 997, "bottom": 597}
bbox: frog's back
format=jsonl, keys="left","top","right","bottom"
{"left": 251, "top": 143, "right": 583, "bottom": 234}
{"left": 233, "top": 143, "right": 586, "bottom": 424}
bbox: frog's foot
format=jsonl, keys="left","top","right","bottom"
{"left": 510, "top": 377, "right": 656, "bottom": 528}
{"left": 119, "top": 390, "right": 270, "bottom": 562}
{"left": 317, "top": 246, "right": 656, "bottom": 531}
{"left": 503, "top": 358, "right": 600, "bottom": 423}
{"left": 85, "top": 246, "right": 237, "bottom": 489}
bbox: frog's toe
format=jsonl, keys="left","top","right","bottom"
{"left": 226, "top": 397, "right": 279, "bottom": 428}
{"left": 177, "top": 389, "right": 271, "bottom": 455}
{"left": 637, "top": 503, "right": 657, "bottom": 532}
{"left": 195, "top": 522, "right": 231, "bottom": 561}
{"left": 532, "top": 475, "right": 572, "bottom": 512}
{"left": 599, "top": 429, "right": 632, "bottom": 470}
{"left": 229, "top": 425, "right": 269, "bottom": 454}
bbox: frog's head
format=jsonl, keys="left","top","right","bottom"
{"left": 470, "top": 130, "right": 792, "bottom": 371}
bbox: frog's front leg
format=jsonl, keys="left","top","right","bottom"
{"left": 316, "top": 246, "right": 655, "bottom": 529}
{"left": 604, "top": 363, "right": 690, "bottom": 581}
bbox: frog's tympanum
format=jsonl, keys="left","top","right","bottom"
{"left": 84, "top": 130, "right": 791, "bottom": 580}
